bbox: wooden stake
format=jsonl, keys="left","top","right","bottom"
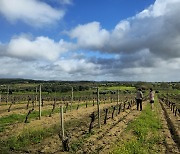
{"left": 97, "top": 87, "right": 101, "bottom": 128}
{"left": 60, "top": 105, "right": 65, "bottom": 139}
{"left": 6, "top": 85, "right": 9, "bottom": 105}
{"left": 39, "top": 85, "right": 42, "bottom": 120}
{"left": 70, "top": 87, "right": 73, "bottom": 111}
{"left": 35, "top": 87, "right": 37, "bottom": 106}
{"left": 117, "top": 90, "right": 119, "bottom": 105}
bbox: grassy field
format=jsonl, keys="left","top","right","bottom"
{"left": 100, "top": 86, "right": 136, "bottom": 91}
{"left": 111, "top": 98, "right": 164, "bottom": 154}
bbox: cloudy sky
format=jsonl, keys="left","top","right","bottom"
{"left": 0, "top": 0, "right": 180, "bottom": 81}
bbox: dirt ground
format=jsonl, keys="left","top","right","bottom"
{"left": 23, "top": 101, "right": 140, "bottom": 153}
{"left": 159, "top": 100, "right": 180, "bottom": 153}
{"left": 0, "top": 101, "right": 118, "bottom": 140}
{"left": 0, "top": 101, "right": 60, "bottom": 117}
{"left": 1, "top": 99, "right": 179, "bottom": 154}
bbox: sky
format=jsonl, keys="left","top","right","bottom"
{"left": 0, "top": 0, "right": 180, "bottom": 81}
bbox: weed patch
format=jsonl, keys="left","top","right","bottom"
{"left": 111, "top": 100, "right": 164, "bottom": 154}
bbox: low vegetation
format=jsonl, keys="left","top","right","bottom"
{"left": 111, "top": 99, "right": 164, "bottom": 154}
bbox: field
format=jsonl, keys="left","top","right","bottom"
{"left": 0, "top": 81, "right": 179, "bottom": 153}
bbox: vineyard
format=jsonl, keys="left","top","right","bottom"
{"left": 0, "top": 82, "right": 179, "bottom": 153}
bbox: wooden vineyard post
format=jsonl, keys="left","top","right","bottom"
{"left": 35, "top": 87, "right": 37, "bottom": 106}
{"left": 117, "top": 90, "right": 119, "bottom": 105}
{"left": 60, "top": 105, "right": 65, "bottom": 139}
{"left": 0, "top": 93, "right": 1, "bottom": 103}
{"left": 39, "top": 85, "right": 42, "bottom": 120}
{"left": 6, "top": 85, "right": 9, "bottom": 105}
{"left": 60, "top": 105, "right": 69, "bottom": 151}
{"left": 97, "top": 87, "right": 101, "bottom": 128}
{"left": 70, "top": 87, "right": 73, "bottom": 111}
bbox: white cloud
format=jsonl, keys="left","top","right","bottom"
{"left": 0, "top": 56, "right": 101, "bottom": 80}
{"left": 0, "top": 35, "right": 73, "bottom": 61}
{"left": 0, "top": 0, "right": 180, "bottom": 81}
{"left": 54, "top": 59, "right": 100, "bottom": 75}
{"left": 67, "top": 0, "right": 180, "bottom": 60}
{"left": 68, "top": 22, "right": 109, "bottom": 50}
{"left": 110, "top": 0, "right": 180, "bottom": 58}
{"left": 0, "top": 0, "right": 64, "bottom": 27}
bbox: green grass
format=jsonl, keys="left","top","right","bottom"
{"left": 111, "top": 99, "right": 164, "bottom": 154}
{"left": 100, "top": 86, "right": 135, "bottom": 91}
{"left": 0, "top": 114, "right": 25, "bottom": 132}
{"left": 0, "top": 125, "right": 58, "bottom": 153}
{"left": 0, "top": 112, "right": 91, "bottom": 153}
{"left": 71, "top": 133, "right": 93, "bottom": 152}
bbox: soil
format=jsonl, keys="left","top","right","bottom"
{"left": 1, "top": 99, "right": 179, "bottom": 154}
{"left": 0, "top": 101, "right": 59, "bottom": 117}
{"left": 0, "top": 101, "right": 118, "bottom": 140}
{"left": 159, "top": 100, "right": 180, "bottom": 153}
{"left": 24, "top": 101, "right": 141, "bottom": 153}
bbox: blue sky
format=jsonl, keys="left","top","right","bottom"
{"left": 0, "top": 0, "right": 155, "bottom": 42}
{"left": 0, "top": 0, "right": 180, "bottom": 81}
